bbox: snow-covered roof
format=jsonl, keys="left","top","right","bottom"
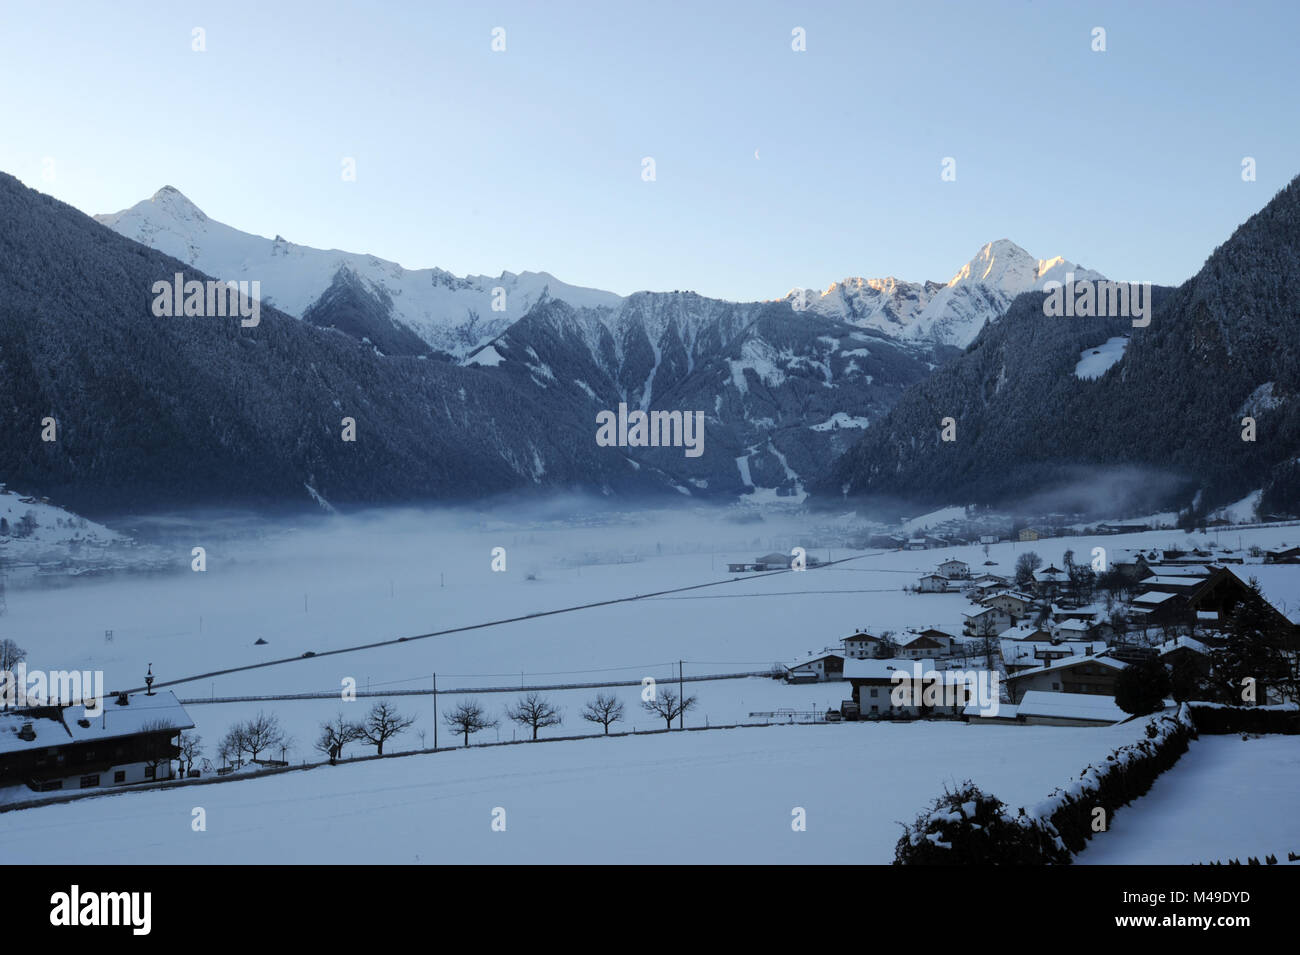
{"left": 963, "top": 702, "right": 1020, "bottom": 719}
{"left": 789, "top": 649, "right": 844, "bottom": 669}
{"left": 999, "top": 623, "right": 1051, "bottom": 641}
{"left": 1005, "top": 653, "right": 1125, "bottom": 681}
{"left": 982, "top": 589, "right": 1034, "bottom": 603}
{"left": 1157, "top": 635, "right": 1211, "bottom": 657}
{"left": 1140, "top": 576, "right": 1205, "bottom": 589}
{"left": 1054, "top": 618, "right": 1093, "bottom": 633}
{"left": 1000, "top": 640, "right": 1092, "bottom": 667}
{"left": 843, "top": 631, "right": 882, "bottom": 643}
{"left": 900, "top": 633, "right": 947, "bottom": 648}
{"left": 0, "top": 690, "right": 193, "bottom": 755}
{"left": 1015, "top": 690, "right": 1125, "bottom": 723}
{"left": 843, "top": 658, "right": 935, "bottom": 681}
{"left": 1132, "top": 590, "right": 1176, "bottom": 605}
{"left": 1145, "top": 565, "right": 1212, "bottom": 577}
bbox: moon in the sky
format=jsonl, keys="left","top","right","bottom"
{"left": 754, "top": 148, "right": 760, "bottom": 160}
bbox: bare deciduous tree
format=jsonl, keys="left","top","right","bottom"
{"left": 223, "top": 711, "right": 285, "bottom": 765}
{"left": 218, "top": 731, "right": 242, "bottom": 769}
{"left": 178, "top": 733, "right": 203, "bottom": 776}
{"left": 1014, "top": 551, "right": 1042, "bottom": 587}
{"left": 316, "top": 713, "right": 365, "bottom": 762}
{"left": 0, "top": 638, "right": 25, "bottom": 674}
{"left": 581, "top": 693, "right": 625, "bottom": 735}
{"left": 975, "top": 616, "right": 1000, "bottom": 671}
{"left": 506, "top": 692, "right": 563, "bottom": 740}
{"left": 642, "top": 687, "right": 697, "bottom": 730}
{"left": 360, "top": 701, "right": 416, "bottom": 755}
{"left": 443, "top": 700, "right": 497, "bottom": 747}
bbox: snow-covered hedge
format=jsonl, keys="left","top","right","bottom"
{"left": 1032, "top": 705, "right": 1196, "bottom": 855}
{"left": 1185, "top": 701, "right": 1299, "bottom": 735}
{"left": 895, "top": 707, "right": 1197, "bottom": 864}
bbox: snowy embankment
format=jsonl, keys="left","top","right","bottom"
{"left": 1077, "top": 734, "right": 1300, "bottom": 864}
{"left": 0, "top": 720, "right": 1156, "bottom": 864}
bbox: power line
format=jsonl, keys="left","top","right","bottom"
{"left": 117, "top": 554, "right": 875, "bottom": 695}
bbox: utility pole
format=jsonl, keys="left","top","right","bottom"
{"left": 432, "top": 673, "right": 437, "bottom": 749}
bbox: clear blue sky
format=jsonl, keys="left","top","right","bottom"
{"left": 2, "top": 0, "right": 1296, "bottom": 300}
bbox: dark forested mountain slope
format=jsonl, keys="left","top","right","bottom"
{"left": 0, "top": 174, "right": 672, "bottom": 514}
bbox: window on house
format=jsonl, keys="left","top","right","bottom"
{"left": 39, "top": 780, "right": 63, "bottom": 792}
{"left": 1052, "top": 682, "right": 1060, "bottom": 690}
{"left": 870, "top": 705, "right": 879, "bottom": 713}
{"left": 144, "top": 765, "right": 156, "bottom": 779}
{"left": 80, "top": 774, "right": 100, "bottom": 788}
{"left": 869, "top": 688, "right": 878, "bottom": 697}
{"left": 114, "top": 770, "right": 126, "bottom": 784}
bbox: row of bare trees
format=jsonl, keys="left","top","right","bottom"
{"left": 440, "top": 687, "right": 699, "bottom": 746}
{"left": 210, "top": 687, "right": 704, "bottom": 771}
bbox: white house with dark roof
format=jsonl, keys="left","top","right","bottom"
{"left": 918, "top": 573, "right": 950, "bottom": 593}
{"left": 897, "top": 632, "right": 950, "bottom": 658}
{"left": 964, "top": 605, "right": 1013, "bottom": 637}
{"left": 787, "top": 650, "right": 845, "bottom": 682}
{"left": 843, "top": 658, "right": 969, "bottom": 717}
{"left": 937, "top": 558, "right": 970, "bottom": 580}
{"left": 841, "top": 632, "right": 883, "bottom": 659}
{"left": 1032, "top": 565, "right": 1069, "bottom": 596}
{"left": 0, "top": 688, "right": 194, "bottom": 793}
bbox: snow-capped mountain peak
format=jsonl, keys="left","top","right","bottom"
{"left": 787, "top": 240, "right": 1103, "bottom": 348}
{"left": 95, "top": 189, "right": 624, "bottom": 357}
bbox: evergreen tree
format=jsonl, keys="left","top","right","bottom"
{"left": 1114, "top": 658, "right": 1171, "bottom": 716}
{"left": 1210, "top": 580, "right": 1292, "bottom": 704}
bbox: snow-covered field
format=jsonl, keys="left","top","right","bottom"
{"left": 1078, "top": 734, "right": 1300, "bottom": 865}
{"left": 1073, "top": 336, "right": 1129, "bottom": 380}
{"left": 5, "top": 510, "right": 1300, "bottom": 757}
{"left": 0, "top": 719, "right": 1156, "bottom": 864}
{"left": 3, "top": 505, "right": 1299, "bottom": 861}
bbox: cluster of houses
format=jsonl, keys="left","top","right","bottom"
{"left": 870, "top": 534, "right": 1001, "bottom": 551}
{"left": 783, "top": 541, "right": 1300, "bottom": 728}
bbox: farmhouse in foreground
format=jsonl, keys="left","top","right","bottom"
{"left": 0, "top": 688, "right": 194, "bottom": 793}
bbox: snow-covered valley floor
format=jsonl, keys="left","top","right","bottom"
{"left": 3, "top": 507, "right": 1299, "bottom": 862}
{"left": 0, "top": 719, "right": 1156, "bottom": 864}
